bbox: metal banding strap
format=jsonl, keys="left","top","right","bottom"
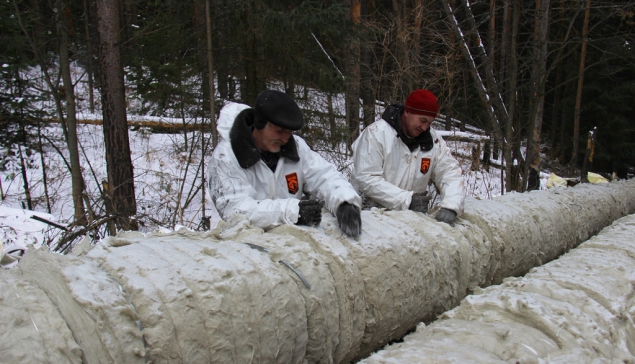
{"left": 279, "top": 259, "right": 311, "bottom": 290}
{"left": 244, "top": 243, "right": 311, "bottom": 290}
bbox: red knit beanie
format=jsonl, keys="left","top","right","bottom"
{"left": 404, "top": 89, "right": 439, "bottom": 118}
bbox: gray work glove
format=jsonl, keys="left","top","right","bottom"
{"left": 435, "top": 208, "right": 457, "bottom": 225}
{"left": 409, "top": 191, "right": 432, "bottom": 213}
{"left": 297, "top": 199, "right": 325, "bottom": 227}
{"left": 336, "top": 202, "right": 362, "bottom": 237}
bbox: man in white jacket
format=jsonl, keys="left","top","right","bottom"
{"left": 208, "top": 90, "right": 362, "bottom": 236}
{"left": 350, "top": 89, "right": 465, "bottom": 225}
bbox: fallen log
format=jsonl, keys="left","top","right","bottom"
{"left": 37, "top": 117, "right": 208, "bottom": 133}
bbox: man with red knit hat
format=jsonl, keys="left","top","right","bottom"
{"left": 350, "top": 89, "right": 465, "bottom": 225}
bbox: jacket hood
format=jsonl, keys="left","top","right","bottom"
{"left": 217, "top": 102, "right": 251, "bottom": 141}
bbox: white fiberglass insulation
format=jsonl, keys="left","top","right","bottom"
{"left": 1, "top": 180, "right": 635, "bottom": 363}
{"left": 362, "top": 213, "right": 635, "bottom": 363}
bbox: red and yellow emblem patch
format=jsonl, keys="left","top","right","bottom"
{"left": 285, "top": 172, "right": 299, "bottom": 194}
{"left": 420, "top": 158, "right": 431, "bottom": 174}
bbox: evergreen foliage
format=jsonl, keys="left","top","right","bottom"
{"left": 0, "top": 0, "right": 49, "bottom": 164}
{"left": 1, "top": 0, "right": 635, "bottom": 234}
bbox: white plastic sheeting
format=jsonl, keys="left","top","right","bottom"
{"left": 362, "top": 213, "right": 635, "bottom": 363}
{"left": 1, "top": 180, "right": 635, "bottom": 363}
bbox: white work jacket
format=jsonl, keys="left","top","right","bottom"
{"left": 208, "top": 102, "right": 361, "bottom": 229}
{"left": 350, "top": 117, "right": 465, "bottom": 215}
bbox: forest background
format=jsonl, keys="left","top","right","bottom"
{"left": 1, "top": 0, "right": 634, "bottom": 250}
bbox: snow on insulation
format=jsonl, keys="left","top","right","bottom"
{"left": 1, "top": 180, "right": 635, "bottom": 363}
{"left": 362, "top": 213, "right": 635, "bottom": 363}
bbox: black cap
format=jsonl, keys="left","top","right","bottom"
{"left": 254, "top": 90, "right": 304, "bottom": 130}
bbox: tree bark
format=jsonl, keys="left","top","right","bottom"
{"left": 412, "top": 0, "right": 424, "bottom": 91}
{"left": 525, "top": 0, "right": 551, "bottom": 191}
{"left": 571, "top": 0, "right": 591, "bottom": 171}
{"left": 202, "top": 0, "right": 217, "bottom": 225}
{"left": 82, "top": 0, "right": 95, "bottom": 113}
{"left": 57, "top": 0, "right": 88, "bottom": 225}
{"left": 17, "top": 144, "right": 33, "bottom": 210}
{"left": 489, "top": 0, "right": 499, "bottom": 163}
{"left": 215, "top": 0, "right": 229, "bottom": 100}
{"left": 345, "top": 0, "right": 362, "bottom": 152}
{"left": 391, "top": 0, "right": 407, "bottom": 92}
{"left": 548, "top": 0, "right": 566, "bottom": 159}
{"left": 327, "top": 93, "right": 338, "bottom": 146}
{"left": 488, "top": 0, "right": 497, "bottom": 72}
{"left": 96, "top": 0, "right": 137, "bottom": 231}
{"left": 441, "top": 0, "right": 507, "bottom": 147}
{"left": 580, "top": 127, "right": 596, "bottom": 182}
{"left": 499, "top": 0, "right": 511, "bottom": 110}
{"left": 243, "top": 0, "right": 263, "bottom": 106}
{"left": 204, "top": 0, "right": 217, "bottom": 138}
{"left": 37, "top": 125, "right": 52, "bottom": 213}
{"left": 505, "top": 0, "right": 521, "bottom": 192}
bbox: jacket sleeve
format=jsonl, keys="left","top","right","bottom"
{"left": 208, "top": 147, "right": 300, "bottom": 229}
{"left": 295, "top": 137, "right": 362, "bottom": 214}
{"left": 350, "top": 127, "right": 413, "bottom": 210}
{"left": 430, "top": 133, "right": 465, "bottom": 216}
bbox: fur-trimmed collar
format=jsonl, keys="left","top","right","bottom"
{"left": 382, "top": 103, "right": 434, "bottom": 152}
{"left": 229, "top": 108, "right": 300, "bottom": 169}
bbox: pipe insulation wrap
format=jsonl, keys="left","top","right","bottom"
{"left": 362, "top": 213, "right": 635, "bottom": 362}
{"left": 1, "top": 180, "right": 635, "bottom": 363}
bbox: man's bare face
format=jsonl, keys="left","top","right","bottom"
{"left": 401, "top": 110, "right": 434, "bottom": 138}
{"left": 253, "top": 122, "right": 293, "bottom": 153}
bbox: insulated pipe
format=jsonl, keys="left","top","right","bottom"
{"left": 361, "top": 213, "right": 635, "bottom": 362}
{"left": 1, "top": 180, "right": 635, "bottom": 363}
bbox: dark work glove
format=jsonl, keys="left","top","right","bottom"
{"left": 297, "top": 199, "right": 325, "bottom": 227}
{"left": 435, "top": 208, "right": 457, "bottom": 225}
{"left": 408, "top": 191, "right": 432, "bottom": 213}
{"left": 336, "top": 202, "right": 362, "bottom": 237}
